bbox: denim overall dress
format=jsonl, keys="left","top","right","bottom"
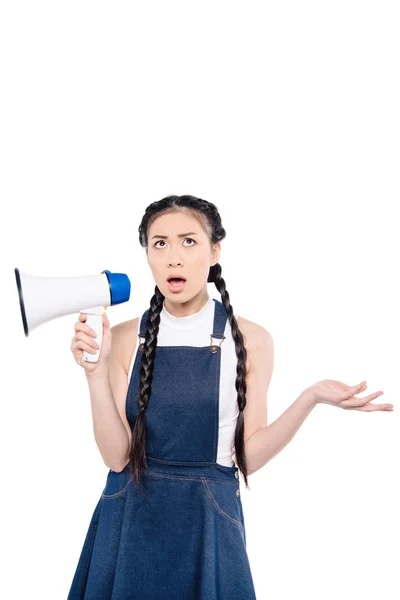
{"left": 68, "top": 298, "right": 257, "bottom": 599}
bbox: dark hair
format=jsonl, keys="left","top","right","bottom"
{"left": 129, "top": 195, "right": 251, "bottom": 489}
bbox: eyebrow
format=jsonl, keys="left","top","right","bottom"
{"left": 151, "top": 231, "right": 198, "bottom": 240}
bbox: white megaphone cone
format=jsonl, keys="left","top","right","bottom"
{"left": 14, "top": 268, "right": 131, "bottom": 363}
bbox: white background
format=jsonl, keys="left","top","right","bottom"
{"left": 1, "top": 1, "right": 399, "bottom": 598}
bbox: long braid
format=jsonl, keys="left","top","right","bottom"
{"left": 128, "top": 195, "right": 251, "bottom": 488}
{"left": 128, "top": 286, "right": 164, "bottom": 487}
{"left": 211, "top": 263, "right": 250, "bottom": 489}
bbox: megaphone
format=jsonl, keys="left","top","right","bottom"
{"left": 14, "top": 268, "right": 131, "bottom": 363}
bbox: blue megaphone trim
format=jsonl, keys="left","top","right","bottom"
{"left": 102, "top": 270, "right": 131, "bottom": 306}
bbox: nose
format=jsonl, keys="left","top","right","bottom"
{"left": 168, "top": 250, "right": 183, "bottom": 267}
{"left": 168, "top": 259, "right": 182, "bottom": 266}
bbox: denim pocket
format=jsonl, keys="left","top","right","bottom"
{"left": 101, "top": 468, "right": 133, "bottom": 499}
{"left": 201, "top": 477, "right": 243, "bottom": 528}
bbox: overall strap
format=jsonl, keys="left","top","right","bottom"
{"left": 138, "top": 309, "right": 150, "bottom": 352}
{"left": 210, "top": 298, "right": 228, "bottom": 353}
{"left": 138, "top": 298, "right": 228, "bottom": 353}
{"left": 139, "top": 309, "right": 149, "bottom": 339}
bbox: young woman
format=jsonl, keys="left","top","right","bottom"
{"left": 67, "top": 195, "right": 391, "bottom": 599}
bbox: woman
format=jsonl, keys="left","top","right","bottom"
{"left": 68, "top": 195, "right": 391, "bottom": 599}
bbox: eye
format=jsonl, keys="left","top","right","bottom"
{"left": 154, "top": 238, "right": 196, "bottom": 249}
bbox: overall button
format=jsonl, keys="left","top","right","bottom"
{"left": 236, "top": 488, "right": 240, "bottom": 497}
{"left": 234, "top": 471, "right": 239, "bottom": 479}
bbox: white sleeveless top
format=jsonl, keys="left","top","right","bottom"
{"left": 128, "top": 295, "right": 238, "bottom": 467}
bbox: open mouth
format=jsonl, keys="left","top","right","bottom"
{"left": 166, "top": 275, "right": 187, "bottom": 291}
{"left": 167, "top": 276, "right": 187, "bottom": 283}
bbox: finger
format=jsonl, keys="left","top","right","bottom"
{"left": 337, "top": 382, "right": 367, "bottom": 403}
{"left": 76, "top": 350, "right": 92, "bottom": 365}
{"left": 71, "top": 339, "right": 99, "bottom": 353}
{"left": 78, "top": 331, "right": 100, "bottom": 348}
{"left": 75, "top": 321, "right": 96, "bottom": 336}
{"left": 354, "top": 403, "right": 393, "bottom": 412}
{"left": 340, "top": 390, "right": 384, "bottom": 408}
{"left": 76, "top": 350, "right": 86, "bottom": 364}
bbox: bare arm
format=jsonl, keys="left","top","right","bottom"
{"left": 238, "top": 319, "right": 317, "bottom": 476}
{"left": 85, "top": 323, "right": 131, "bottom": 472}
{"left": 245, "top": 390, "right": 316, "bottom": 475}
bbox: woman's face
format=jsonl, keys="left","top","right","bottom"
{"left": 146, "top": 210, "right": 220, "bottom": 303}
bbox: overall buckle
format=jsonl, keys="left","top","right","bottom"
{"left": 138, "top": 335, "right": 145, "bottom": 352}
{"left": 209, "top": 334, "right": 226, "bottom": 354}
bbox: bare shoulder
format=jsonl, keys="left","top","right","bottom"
{"left": 110, "top": 316, "right": 140, "bottom": 375}
{"left": 235, "top": 314, "right": 274, "bottom": 443}
{"left": 107, "top": 316, "right": 140, "bottom": 455}
{"left": 236, "top": 314, "right": 274, "bottom": 371}
{"left": 236, "top": 314, "right": 271, "bottom": 342}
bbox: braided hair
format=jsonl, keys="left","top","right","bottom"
{"left": 129, "top": 195, "right": 250, "bottom": 489}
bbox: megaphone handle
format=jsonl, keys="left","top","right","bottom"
{"left": 82, "top": 310, "right": 104, "bottom": 363}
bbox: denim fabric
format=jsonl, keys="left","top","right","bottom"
{"left": 67, "top": 299, "right": 256, "bottom": 599}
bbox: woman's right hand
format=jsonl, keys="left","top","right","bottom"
{"left": 71, "top": 311, "right": 112, "bottom": 374}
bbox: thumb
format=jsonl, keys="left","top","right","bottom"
{"left": 348, "top": 381, "right": 367, "bottom": 395}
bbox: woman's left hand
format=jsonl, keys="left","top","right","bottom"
{"left": 304, "top": 379, "right": 393, "bottom": 412}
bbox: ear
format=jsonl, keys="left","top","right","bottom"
{"left": 211, "top": 242, "right": 221, "bottom": 266}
